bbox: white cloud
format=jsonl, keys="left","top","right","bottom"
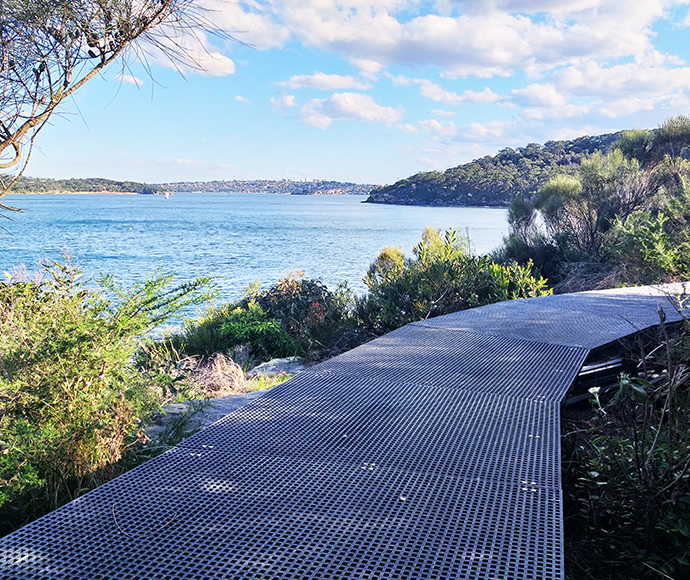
{"left": 419, "top": 119, "right": 458, "bottom": 138}
{"left": 301, "top": 92, "right": 403, "bottom": 129}
{"left": 235, "top": 95, "right": 252, "bottom": 104}
{"left": 145, "top": 28, "right": 236, "bottom": 76}
{"left": 114, "top": 73, "right": 143, "bottom": 86}
{"left": 255, "top": 0, "right": 676, "bottom": 81}
{"left": 554, "top": 60, "right": 690, "bottom": 98}
{"left": 459, "top": 121, "right": 509, "bottom": 142}
{"left": 399, "top": 123, "right": 420, "bottom": 133}
{"left": 389, "top": 75, "right": 501, "bottom": 104}
{"left": 271, "top": 95, "right": 298, "bottom": 107}
{"left": 282, "top": 72, "right": 372, "bottom": 90}
{"left": 199, "top": 0, "right": 290, "bottom": 49}
{"left": 349, "top": 59, "right": 385, "bottom": 77}
{"left": 418, "top": 81, "right": 501, "bottom": 104}
{"left": 510, "top": 84, "right": 567, "bottom": 107}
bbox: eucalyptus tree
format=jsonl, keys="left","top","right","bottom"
{"left": 0, "top": 0, "right": 227, "bottom": 213}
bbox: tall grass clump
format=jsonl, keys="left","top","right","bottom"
{"left": 0, "top": 259, "right": 213, "bottom": 534}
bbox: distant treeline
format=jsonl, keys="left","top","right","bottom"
{"left": 366, "top": 132, "right": 626, "bottom": 207}
{"left": 158, "top": 179, "right": 377, "bottom": 195}
{"left": 11, "top": 176, "right": 165, "bottom": 195}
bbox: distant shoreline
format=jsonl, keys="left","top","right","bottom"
{"left": 8, "top": 190, "right": 141, "bottom": 195}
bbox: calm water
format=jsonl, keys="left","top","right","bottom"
{"left": 1, "top": 193, "right": 508, "bottom": 299}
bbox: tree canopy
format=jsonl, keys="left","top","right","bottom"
{"left": 0, "top": 0, "right": 225, "bottom": 212}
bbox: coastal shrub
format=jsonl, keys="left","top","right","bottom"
{"left": 358, "top": 227, "right": 551, "bottom": 335}
{"left": 500, "top": 116, "right": 690, "bottom": 291}
{"left": 0, "top": 260, "right": 212, "bottom": 533}
{"left": 563, "top": 298, "right": 690, "bottom": 579}
{"left": 250, "top": 272, "right": 360, "bottom": 359}
{"left": 160, "top": 300, "right": 296, "bottom": 365}
{"left": 218, "top": 301, "right": 296, "bottom": 360}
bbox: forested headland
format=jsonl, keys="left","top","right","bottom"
{"left": 10, "top": 176, "right": 165, "bottom": 195}
{"left": 365, "top": 132, "right": 624, "bottom": 207}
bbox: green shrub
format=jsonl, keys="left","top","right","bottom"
{"left": 563, "top": 300, "right": 690, "bottom": 579}
{"left": 0, "top": 260, "right": 212, "bottom": 533}
{"left": 218, "top": 301, "right": 296, "bottom": 360}
{"left": 358, "top": 227, "right": 551, "bottom": 335}
{"left": 251, "top": 271, "right": 360, "bottom": 358}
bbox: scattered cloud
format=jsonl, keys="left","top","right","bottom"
{"left": 114, "top": 73, "right": 143, "bottom": 86}
{"left": 301, "top": 92, "right": 403, "bottom": 129}
{"left": 148, "top": 25, "right": 237, "bottom": 76}
{"left": 235, "top": 95, "right": 253, "bottom": 104}
{"left": 459, "top": 121, "right": 510, "bottom": 142}
{"left": 282, "top": 72, "right": 372, "bottom": 90}
{"left": 399, "top": 123, "right": 420, "bottom": 133}
{"left": 271, "top": 94, "right": 298, "bottom": 107}
{"left": 554, "top": 60, "right": 690, "bottom": 98}
{"left": 419, "top": 81, "right": 501, "bottom": 105}
{"left": 198, "top": 0, "right": 290, "bottom": 50}
{"left": 419, "top": 119, "right": 458, "bottom": 138}
{"left": 510, "top": 84, "right": 567, "bottom": 107}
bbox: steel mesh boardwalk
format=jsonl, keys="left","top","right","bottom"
{"left": 0, "top": 285, "right": 684, "bottom": 579}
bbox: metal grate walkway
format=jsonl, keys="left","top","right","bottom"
{"left": 0, "top": 285, "right": 684, "bottom": 579}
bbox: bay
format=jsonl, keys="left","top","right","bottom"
{"left": 1, "top": 192, "right": 508, "bottom": 299}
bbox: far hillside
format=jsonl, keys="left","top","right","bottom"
{"left": 365, "top": 132, "right": 625, "bottom": 207}
{"left": 10, "top": 176, "right": 165, "bottom": 195}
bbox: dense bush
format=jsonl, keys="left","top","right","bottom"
{"left": 218, "top": 301, "right": 296, "bottom": 360}
{"left": 358, "top": 227, "right": 551, "bottom": 334}
{"left": 250, "top": 271, "right": 360, "bottom": 357}
{"left": 164, "top": 299, "right": 296, "bottom": 362}
{"left": 501, "top": 116, "right": 690, "bottom": 291}
{"left": 165, "top": 271, "right": 359, "bottom": 363}
{"left": 0, "top": 260, "right": 212, "bottom": 533}
{"left": 564, "top": 302, "right": 690, "bottom": 579}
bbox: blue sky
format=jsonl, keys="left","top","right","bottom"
{"left": 21, "top": 0, "right": 690, "bottom": 186}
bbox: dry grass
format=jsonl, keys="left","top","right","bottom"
{"left": 186, "top": 353, "right": 247, "bottom": 397}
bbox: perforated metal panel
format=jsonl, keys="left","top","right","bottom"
{"left": 0, "top": 285, "right": 682, "bottom": 579}
{"left": 181, "top": 375, "right": 563, "bottom": 488}
{"left": 418, "top": 289, "right": 684, "bottom": 348}
{"left": 304, "top": 326, "right": 588, "bottom": 400}
{"left": 0, "top": 450, "right": 563, "bottom": 580}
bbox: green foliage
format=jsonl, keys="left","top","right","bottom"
{"left": 507, "top": 195, "right": 537, "bottom": 242}
{"left": 164, "top": 272, "right": 359, "bottom": 363}
{"left": 11, "top": 177, "right": 166, "bottom": 195}
{"left": 218, "top": 301, "right": 296, "bottom": 360}
{"left": 614, "top": 129, "right": 654, "bottom": 163}
{"left": 564, "top": 301, "right": 690, "bottom": 579}
{"left": 611, "top": 209, "right": 690, "bottom": 283}
{"left": 252, "top": 272, "right": 360, "bottom": 358}
{"left": 359, "top": 227, "right": 551, "bottom": 334}
{"left": 500, "top": 119, "right": 690, "bottom": 290}
{"left": 534, "top": 149, "right": 648, "bottom": 259}
{"left": 0, "top": 259, "right": 212, "bottom": 532}
{"left": 651, "top": 115, "right": 690, "bottom": 163}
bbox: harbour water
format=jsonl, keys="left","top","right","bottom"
{"left": 1, "top": 193, "right": 509, "bottom": 299}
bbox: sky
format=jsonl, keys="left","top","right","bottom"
{"left": 19, "top": 0, "right": 690, "bottom": 186}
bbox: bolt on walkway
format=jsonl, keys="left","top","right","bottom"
{"left": 0, "top": 285, "right": 685, "bottom": 579}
